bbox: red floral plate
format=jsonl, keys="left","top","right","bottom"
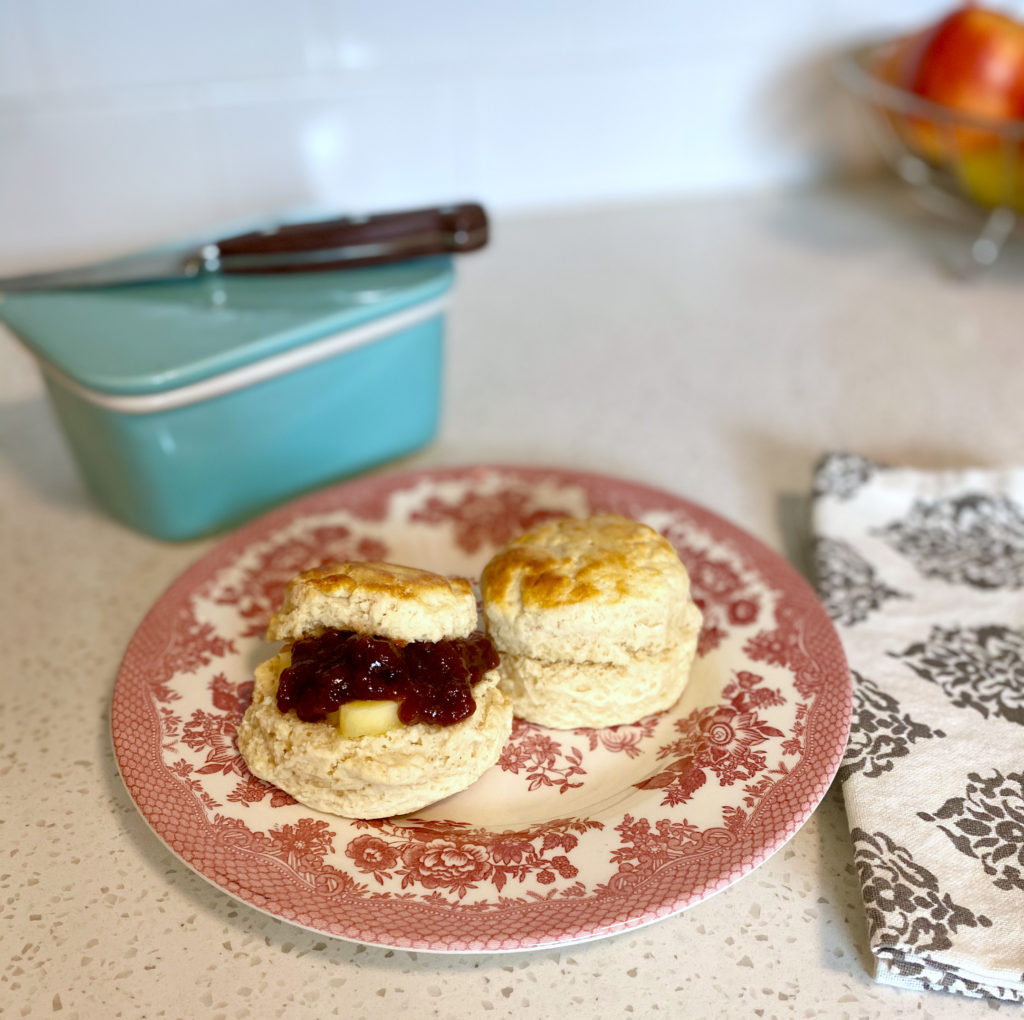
{"left": 112, "top": 465, "right": 851, "bottom": 952}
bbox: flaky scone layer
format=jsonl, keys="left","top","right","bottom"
{"left": 492, "top": 609, "right": 701, "bottom": 729}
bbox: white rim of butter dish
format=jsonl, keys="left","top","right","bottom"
{"left": 32, "top": 295, "right": 449, "bottom": 415}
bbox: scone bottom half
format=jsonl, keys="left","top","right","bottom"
{"left": 235, "top": 561, "right": 514, "bottom": 819}
{"left": 480, "top": 514, "right": 704, "bottom": 729}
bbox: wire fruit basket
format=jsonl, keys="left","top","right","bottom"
{"left": 837, "top": 37, "right": 1024, "bottom": 270}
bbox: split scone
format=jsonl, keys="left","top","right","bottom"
{"left": 480, "top": 515, "right": 703, "bottom": 729}
{"left": 236, "top": 561, "right": 513, "bottom": 819}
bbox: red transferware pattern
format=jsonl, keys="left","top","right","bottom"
{"left": 111, "top": 465, "right": 851, "bottom": 951}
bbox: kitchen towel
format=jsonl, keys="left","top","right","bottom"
{"left": 812, "top": 452, "right": 1024, "bottom": 1002}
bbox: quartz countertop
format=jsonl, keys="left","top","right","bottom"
{"left": 3, "top": 178, "right": 1022, "bottom": 1019}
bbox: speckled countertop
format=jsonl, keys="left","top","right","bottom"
{"left": 3, "top": 179, "right": 1022, "bottom": 1019}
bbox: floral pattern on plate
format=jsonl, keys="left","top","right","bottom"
{"left": 112, "top": 465, "right": 851, "bottom": 951}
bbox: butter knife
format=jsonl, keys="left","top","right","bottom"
{"left": 0, "top": 202, "right": 488, "bottom": 292}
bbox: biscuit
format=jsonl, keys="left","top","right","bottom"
{"left": 267, "top": 561, "right": 478, "bottom": 643}
{"left": 237, "top": 651, "right": 513, "bottom": 818}
{"left": 481, "top": 514, "right": 703, "bottom": 728}
{"left": 237, "top": 560, "right": 513, "bottom": 819}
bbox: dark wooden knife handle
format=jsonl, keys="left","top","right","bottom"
{"left": 215, "top": 202, "right": 488, "bottom": 273}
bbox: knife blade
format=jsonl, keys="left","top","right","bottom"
{"left": 0, "top": 202, "right": 488, "bottom": 292}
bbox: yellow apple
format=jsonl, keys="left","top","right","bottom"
{"left": 955, "top": 144, "right": 1024, "bottom": 209}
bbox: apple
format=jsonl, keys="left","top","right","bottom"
{"left": 878, "top": 5, "right": 1024, "bottom": 206}
{"left": 955, "top": 146, "right": 1024, "bottom": 209}
{"left": 881, "top": 5, "right": 1024, "bottom": 156}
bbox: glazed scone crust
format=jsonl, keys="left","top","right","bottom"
{"left": 268, "top": 561, "right": 478, "bottom": 643}
{"left": 481, "top": 514, "right": 698, "bottom": 665}
{"left": 237, "top": 650, "right": 513, "bottom": 818}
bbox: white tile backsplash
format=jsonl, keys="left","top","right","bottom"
{"left": 21, "top": 0, "right": 316, "bottom": 91}
{"left": 197, "top": 77, "right": 468, "bottom": 223}
{"left": 0, "top": 1, "right": 40, "bottom": 98}
{"left": 0, "top": 0, "right": 956, "bottom": 272}
{"left": 314, "top": 0, "right": 696, "bottom": 72}
{"left": 0, "top": 102, "right": 219, "bottom": 269}
{"left": 471, "top": 61, "right": 724, "bottom": 208}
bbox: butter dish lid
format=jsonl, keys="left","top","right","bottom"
{"left": 0, "top": 257, "right": 454, "bottom": 397}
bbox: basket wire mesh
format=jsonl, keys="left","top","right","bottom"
{"left": 837, "top": 38, "right": 1024, "bottom": 270}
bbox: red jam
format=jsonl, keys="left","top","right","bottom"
{"left": 276, "top": 629, "right": 500, "bottom": 727}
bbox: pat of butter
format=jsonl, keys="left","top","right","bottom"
{"left": 338, "top": 699, "right": 403, "bottom": 738}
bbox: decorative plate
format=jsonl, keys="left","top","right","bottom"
{"left": 112, "top": 465, "right": 851, "bottom": 952}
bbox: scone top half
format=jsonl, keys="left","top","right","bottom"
{"left": 481, "top": 514, "right": 699, "bottom": 665}
{"left": 268, "top": 561, "right": 479, "bottom": 644}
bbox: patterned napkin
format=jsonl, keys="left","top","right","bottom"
{"left": 812, "top": 453, "right": 1024, "bottom": 1002}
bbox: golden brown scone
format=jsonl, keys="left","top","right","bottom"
{"left": 237, "top": 561, "right": 512, "bottom": 818}
{"left": 481, "top": 515, "right": 703, "bottom": 729}
{"left": 481, "top": 515, "right": 697, "bottom": 664}
{"left": 237, "top": 651, "right": 512, "bottom": 819}
{"left": 268, "top": 561, "right": 478, "bottom": 643}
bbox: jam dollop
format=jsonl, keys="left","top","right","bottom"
{"left": 276, "top": 629, "right": 500, "bottom": 727}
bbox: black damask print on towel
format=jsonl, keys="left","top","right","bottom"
{"left": 875, "top": 494, "right": 1024, "bottom": 590}
{"left": 919, "top": 771, "right": 1024, "bottom": 894}
{"left": 814, "top": 538, "right": 906, "bottom": 627}
{"left": 813, "top": 453, "right": 876, "bottom": 500}
{"left": 837, "top": 672, "right": 945, "bottom": 785}
{"left": 850, "top": 828, "right": 992, "bottom": 954}
{"left": 893, "top": 625, "right": 1024, "bottom": 726}
{"left": 815, "top": 458, "right": 1024, "bottom": 1002}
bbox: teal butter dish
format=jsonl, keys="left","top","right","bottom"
{"left": 0, "top": 257, "right": 454, "bottom": 539}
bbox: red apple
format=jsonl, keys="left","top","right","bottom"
{"left": 880, "top": 4, "right": 1024, "bottom": 162}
